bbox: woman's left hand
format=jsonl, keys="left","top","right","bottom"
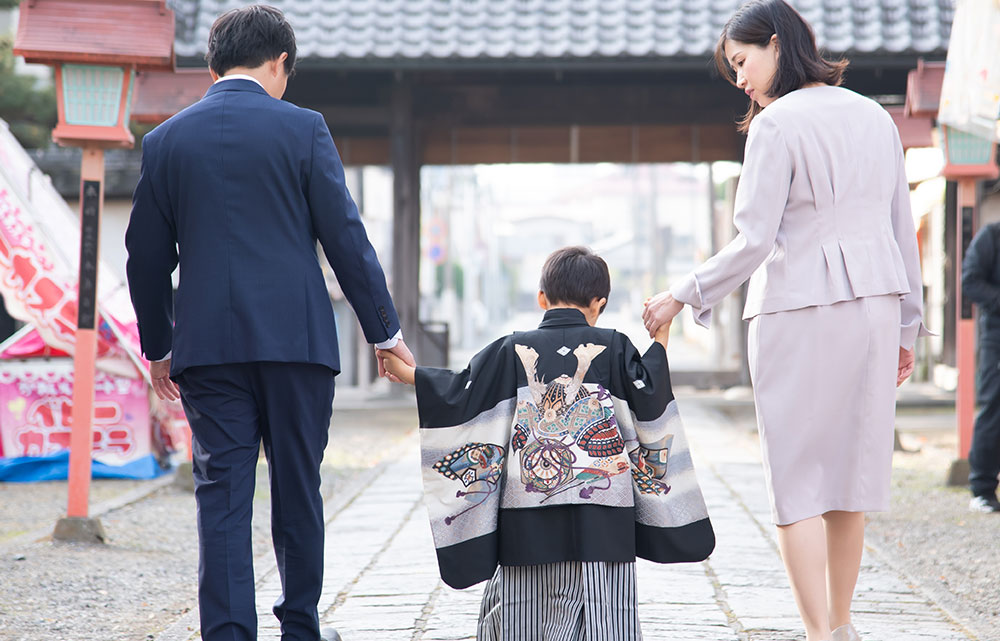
{"left": 643, "top": 291, "right": 684, "bottom": 338}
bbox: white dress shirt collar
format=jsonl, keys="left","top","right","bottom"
{"left": 215, "top": 74, "right": 265, "bottom": 89}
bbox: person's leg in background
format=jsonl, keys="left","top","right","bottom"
{"left": 970, "top": 341, "right": 1000, "bottom": 512}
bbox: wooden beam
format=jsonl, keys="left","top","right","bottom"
{"left": 287, "top": 66, "right": 918, "bottom": 133}
{"left": 315, "top": 106, "right": 392, "bottom": 128}
{"left": 513, "top": 127, "right": 580, "bottom": 163}
{"left": 418, "top": 124, "right": 745, "bottom": 165}
{"left": 577, "top": 126, "right": 635, "bottom": 163}
{"left": 334, "top": 136, "right": 391, "bottom": 166}
{"left": 411, "top": 82, "right": 744, "bottom": 127}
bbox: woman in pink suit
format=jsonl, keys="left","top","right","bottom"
{"left": 642, "top": 2, "right": 930, "bottom": 640}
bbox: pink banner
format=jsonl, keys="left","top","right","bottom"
{"left": 0, "top": 361, "right": 151, "bottom": 465}
{"left": 0, "top": 120, "right": 188, "bottom": 463}
{"left": 0, "top": 123, "right": 143, "bottom": 367}
{"left": 0, "top": 187, "right": 79, "bottom": 354}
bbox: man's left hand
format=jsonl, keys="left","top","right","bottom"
{"left": 150, "top": 358, "right": 180, "bottom": 401}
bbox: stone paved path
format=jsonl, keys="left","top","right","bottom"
{"left": 159, "top": 401, "right": 979, "bottom": 641}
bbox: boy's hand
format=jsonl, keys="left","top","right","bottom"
{"left": 377, "top": 349, "right": 416, "bottom": 385}
{"left": 376, "top": 340, "right": 415, "bottom": 379}
{"left": 653, "top": 320, "right": 671, "bottom": 349}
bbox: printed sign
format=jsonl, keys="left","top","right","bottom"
{"left": 78, "top": 180, "right": 100, "bottom": 330}
{"left": 0, "top": 361, "right": 151, "bottom": 466}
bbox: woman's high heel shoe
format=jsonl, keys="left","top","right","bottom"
{"left": 832, "top": 623, "right": 861, "bottom": 641}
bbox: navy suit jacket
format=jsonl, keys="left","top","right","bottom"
{"left": 125, "top": 79, "right": 400, "bottom": 375}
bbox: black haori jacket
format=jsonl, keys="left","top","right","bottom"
{"left": 416, "top": 308, "right": 715, "bottom": 589}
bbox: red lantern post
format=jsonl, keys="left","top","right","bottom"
{"left": 940, "top": 128, "right": 999, "bottom": 475}
{"left": 13, "top": 0, "right": 175, "bottom": 542}
{"left": 907, "top": 37, "right": 1000, "bottom": 483}
{"left": 933, "top": 0, "right": 1000, "bottom": 483}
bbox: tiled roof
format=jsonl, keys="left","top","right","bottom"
{"left": 170, "top": 0, "right": 954, "bottom": 65}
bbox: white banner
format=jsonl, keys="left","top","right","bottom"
{"left": 938, "top": 0, "right": 1000, "bottom": 142}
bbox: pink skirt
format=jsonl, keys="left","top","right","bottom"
{"left": 748, "top": 295, "right": 901, "bottom": 525}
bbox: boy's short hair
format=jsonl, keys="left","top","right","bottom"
{"left": 540, "top": 246, "right": 610, "bottom": 312}
{"left": 206, "top": 5, "right": 297, "bottom": 77}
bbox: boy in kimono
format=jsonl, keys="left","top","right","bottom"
{"left": 379, "top": 246, "right": 714, "bottom": 641}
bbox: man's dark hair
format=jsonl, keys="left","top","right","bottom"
{"left": 206, "top": 5, "right": 297, "bottom": 77}
{"left": 539, "top": 246, "right": 610, "bottom": 313}
{"left": 714, "top": 0, "right": 847, "bottom": 133}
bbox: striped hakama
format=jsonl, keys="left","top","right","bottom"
{"left": 478, "top": 562, "right": 641, "bottom": 641}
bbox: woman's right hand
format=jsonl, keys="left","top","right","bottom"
{"left": 642, "top": 291, "right": 684, "bottom": 338}
{"left": 897, "top": 347, "right": 914, "bottom": 387}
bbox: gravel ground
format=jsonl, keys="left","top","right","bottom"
{"left": 0, "top": 405, "right": 418, "bottom": 641}
{"left": 0, "top": 478, "right": 152, "bottom": 545}
{"left": 869, "top": 421, "right": 1000, "bottom": 641}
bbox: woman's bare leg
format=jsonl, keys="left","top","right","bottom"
{"left": 777, "top": 516, "right": 832, "bottom": 641}
{"left": 822, "top": 510, "right": 865, "bottom": 630}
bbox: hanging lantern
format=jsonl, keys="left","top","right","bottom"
{"left": 53, "top": 63, "right": 137, "bottom": 147}
{"left": 940, "top": 126, "right": 999, "bottom": 180}
{"left": 14, "top": 0, "right": 174, "bottom": 149}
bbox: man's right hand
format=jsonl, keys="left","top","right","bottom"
{"left": 376, "top": 339, "right": 415, "bottom": 383}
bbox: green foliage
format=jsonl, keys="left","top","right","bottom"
{"left": 434, "top": 262, "right": 465, "bottom": 300}
{"left": 131, "top": 121, "right": 156, "bottom": 149}
{"left": 0, "top": 1, "right": 22, "bottom": 8}
{"left": 0, "top": 36, "right": 57, "bottom": 148}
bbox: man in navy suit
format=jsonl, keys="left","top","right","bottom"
{"left": 125, "top": 6, "right": 414, "bottom": 641}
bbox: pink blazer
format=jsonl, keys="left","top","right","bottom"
{"left": 670, "top": 85, "right": 930, "bottom": 349}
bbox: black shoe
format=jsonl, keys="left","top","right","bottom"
{"left": 320, "top": 628, "right": 342, "bottom": 641}
{"left": 969, "top": 494, "right": 1000, "bottom": 512}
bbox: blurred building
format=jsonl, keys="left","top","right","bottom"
{"left": 19, "top": 1, "right": 961, "bottom": 386}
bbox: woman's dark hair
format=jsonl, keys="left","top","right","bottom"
{"left": 206, "top": 5, "right": 296, "bottom": 77}
{"left": 539, "top": 246, "right": 610, "bottom": 313}
{"left": 714, "top": 0, "right": 847, "bottom": 133}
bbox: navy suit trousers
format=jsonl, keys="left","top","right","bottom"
{"left": 177, "top": 362, "right": 335, "bottom": 641}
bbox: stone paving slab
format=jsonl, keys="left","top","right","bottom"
{"left": 170, "top": 401, "right": 978, "bottom": 641}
